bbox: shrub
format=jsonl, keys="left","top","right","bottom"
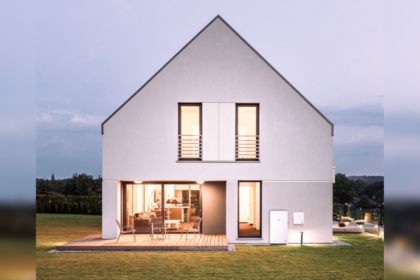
{"left": 63, "top": 202, "right": 68, "bottom": 214}
{"left": 50, "top": 203, "right": 56, "bottom": 213}
{"left": 44, "top": 202, "right": 50, "bottom": 213}
{"left": 347, "top": 206, "right": 351, "bottom": 217}
{"left": 73, "top": 203, "right": 79, "bottom": 214}
{"left": 82, "top": 203, "right": 87, "bottom": 215}
{"left": 355, "top": 219, "right": 366, "bottom": 225}
{"left": 91, "top": 203, "right": 97, "bottom": 215}
{"left": 56, "top": 202, "right": 61, "bottom": 214}
{"left": 339, "top": 222, "right": 345, "bottom": 227}
{"left": 340, "top": 216, "right": 354, "bottom": 222}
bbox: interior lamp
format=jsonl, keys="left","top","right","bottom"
{"left": 166, "top": 197, "right": 181, "bottom": 206}
{"left": 196, "top": 180, "right": 204, "bottom": 184}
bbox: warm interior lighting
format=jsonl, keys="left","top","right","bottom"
{"left": 196, "top": 180, "right": 204, "bottom": 184}
{"left": 237, "top": 106, "right": 257, "bottom": 159}
{"left": 134, "top": 180, "right": 143, "bottom": 184}
{"left": 180, "top": 106, "right": 200, "bottom": 158}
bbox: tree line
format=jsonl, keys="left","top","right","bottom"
{"left": 333, "top": 173, "right": 384, "bottom": 206}
{"left": 36, "top": 173, "right": 102, "bottom": 196}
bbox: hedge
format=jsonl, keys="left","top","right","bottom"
{"left": 36, "top": 195, "right": 102, "bottom": 215}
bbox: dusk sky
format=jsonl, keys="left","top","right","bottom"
{"left": 35, "top": 1, "right": 384, "bottom": 179}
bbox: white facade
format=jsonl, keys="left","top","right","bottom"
{"left": 101, "top": 16, "right": 334, "bottom": 243}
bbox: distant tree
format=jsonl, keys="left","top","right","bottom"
{"left": 64, "top": 173, "right": 97, "bottom": 196}
{"left": 364, "top": 181, "right": 384, "bottom": 199}
{"left": 353, "top": 179, "right": 369, "bottom": 197}
{"left": 360, "top": 195, "right": 370, "bottom": 206}
{"left": 375, "top": 188, "right": 384, "bottom": 205}
{"left": 333, "top": 173, "right": 356, "bottom": 205}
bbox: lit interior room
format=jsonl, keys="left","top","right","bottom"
{"left": 123, "top": 184, "right": 201, "bottom": 233}
{"left": 238, "top": 182, "right": 261, "bottom": 237}
{"left": 237, "top": 106, "right": 257, "bottom": 159}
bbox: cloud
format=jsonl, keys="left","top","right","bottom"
{"left": 334, "top": 125, "right": 384, "bottom": 144}
{"left": 320, "top": 104, "right": 384, "bottom": 127}
{"left": 70, "top": 114, "right": 104, "bottom": 125}
{"left": 334, "top": 140, "right": 383, "bottom": 175}
{"left": 36, "top": 112, "right": 53, "bottom": 123}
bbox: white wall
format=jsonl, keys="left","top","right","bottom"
{"left": 102, "top": 18, "right": 334, "bottom": 241}
{"left": 226, "top": 181, "right": 333, "bottom": 244}
{"left": 102, "top": 180, "right": 121, "bottom": 239}
{"left": 202, "top": 103, "right": 219, "bottom": 161}
{"left": 102, "top": 18, "right": 333, "bottom": 182}
{"left": 218, "top": 103, "right": 236, "bottom": 161}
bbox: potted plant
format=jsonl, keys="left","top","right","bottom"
{"left": 341, "top": 216, "right": 353, "bottom": 226}
{"left": 355, "top": 219, "right": 365, "bottom": 229}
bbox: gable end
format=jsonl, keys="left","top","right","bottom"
{"left": 101, "top": 15, "right": 334, "bottom": 136}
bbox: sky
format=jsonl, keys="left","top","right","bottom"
{"left": 35, "top": 0, "right": 385, "bottom": 179}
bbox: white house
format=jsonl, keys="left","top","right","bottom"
{"left": 101, "top": 15, "right": 335, "bottom": 244}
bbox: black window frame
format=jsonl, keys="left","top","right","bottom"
{"left": 237, "top": 180, "right": 262, "bottom": 238}
{"left": 122, "top": 181, "right": 203, "bottom": 234}
{"left": 178, "top": 103, "right": 202, "bottom": 161}
{"left": 235, "top": 104, "right": 260, "bottom": 162}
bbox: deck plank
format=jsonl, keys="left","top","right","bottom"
{"left": 56, "top": 233, "right": 228, "bottom": 251}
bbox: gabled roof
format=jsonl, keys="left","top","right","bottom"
{"left": 101, "top": 15, "right": 334, "bottom": 135}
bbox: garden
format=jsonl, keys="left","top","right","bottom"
{"left": 36, "top": 214, "right": 384, "bottom": 279}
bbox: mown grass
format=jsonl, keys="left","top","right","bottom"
{"left": 37, "top": 214, "right": 384, "bottom": 279}
{"left": 365, "top": 228, "right": 384, "bottom": 236}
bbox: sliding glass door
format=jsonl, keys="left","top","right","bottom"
{"left": 238, "top": 181, "right": 261, "bottom": 238}
{"left": 163, "top": 184, "right": 201, "bottom": 232}
{"left": 122, "top": 183, "right": 201, "bottom": 234}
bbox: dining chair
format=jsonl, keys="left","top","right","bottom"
{"left": 115, "top": 219, "right": 136, "bottom": 242}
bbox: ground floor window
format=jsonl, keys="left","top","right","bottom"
{"left": 238, "top": 181, "right": 261, "bottom": 238}
{"left": 122, "top": 183, "right": 201, "bottom": 234}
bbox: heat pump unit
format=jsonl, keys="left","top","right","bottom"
{"left": 270, "top": 210, "right": 288, "bottom": 244}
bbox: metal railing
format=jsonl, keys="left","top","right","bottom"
{"left": 178, "top": 135, "right": 202, "bottom": 160}
{"left": 236, "top": 135, "right": 259, "bottom": 160}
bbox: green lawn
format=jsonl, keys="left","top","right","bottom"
{"left": 365, "top": 228, "right": 384, "bottom": 237}
{"left": 37, "top": 214, "right": 384, "bottom": 279}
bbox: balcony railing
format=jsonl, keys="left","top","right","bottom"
{"left": 236, "top": 135, "right": 259, "bottom": 160}
{"left": 178, "top": 135, "right": 202, "bottom": 160}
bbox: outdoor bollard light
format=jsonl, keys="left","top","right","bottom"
{"left": 299, "top": 231, "right": 303, "bottom": 246}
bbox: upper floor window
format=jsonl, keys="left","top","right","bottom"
{"left": 178, "top": 103, "right": 202, "bottom": 160}
{"left": 236, "top": 104, "right": 259, "bottom": 161}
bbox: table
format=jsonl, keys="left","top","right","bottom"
{"left": 165, "top": 220, "right": 181, "bottom": 230}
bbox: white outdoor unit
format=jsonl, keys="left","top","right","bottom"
{"left": 270, "top": 210, "right": 288, "bottom": 244}
{"left": 293, "top": 212, "right": 304, "bottom": 225}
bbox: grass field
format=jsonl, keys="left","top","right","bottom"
{"left": 365, "top": 228, "right": 384, "bottom": 237}
{"left": 36, "top": 214, "right": 384, "bottom": 279}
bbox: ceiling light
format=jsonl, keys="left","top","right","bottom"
{"left": 134, "top": 180, "right": 143, "bottom": 184}
{"left": 196, "top": 180, "right": 204, "bottom": 184}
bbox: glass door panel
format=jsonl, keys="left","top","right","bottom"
{"left": 163, "top": 184, "right": 201, "bottom": 233}
{"left": 238, "top": 182, "right": 261, "bottom": 238}
{"left": 236, "top": 105, "right": 259, "bottom": 160}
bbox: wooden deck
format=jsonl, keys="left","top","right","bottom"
{"left": 56, "top": 234, "right": 228, "bottom": 251}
